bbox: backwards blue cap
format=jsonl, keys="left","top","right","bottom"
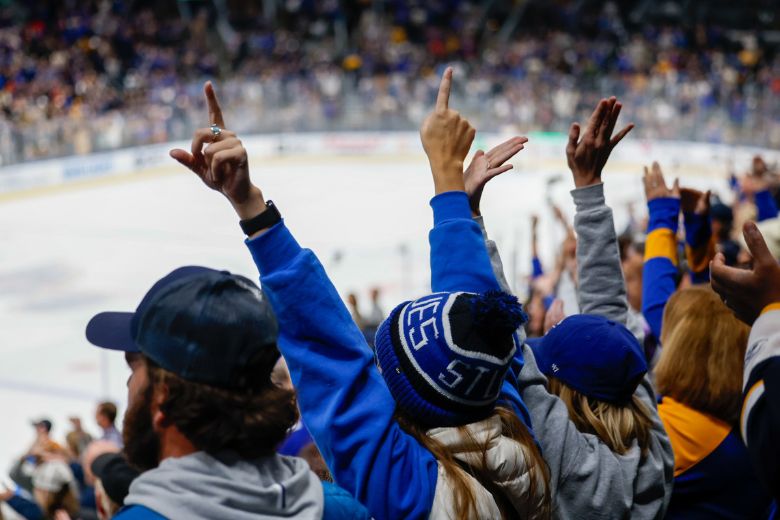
{"left": 531, "top": 314, "right": 646, "bottom": 404}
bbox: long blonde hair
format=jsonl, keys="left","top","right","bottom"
{"left": 548, "top": 377, "right": 653, "bottom": 456}
{"left": 397, "top": 407, "right": 551, "bottom": 520}
{"left": 655, "top": 286, "right": 750, "bottom": 425}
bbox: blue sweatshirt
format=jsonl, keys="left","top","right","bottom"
{"left": 247, "top": 190, "right": 532, "bottom": 520}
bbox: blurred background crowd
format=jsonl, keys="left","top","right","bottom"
{"left": 0, "top": 0, "right": 778, "bottom": 165}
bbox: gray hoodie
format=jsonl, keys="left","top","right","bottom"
{"left": 124, "top": 451, "right": 324, "bottom": 519}
{"left": 476, "top": 183, "right": 674, "bottom": 519}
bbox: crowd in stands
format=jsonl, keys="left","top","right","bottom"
{"left": 0, "top": 403, "right": 134, "bottom": 520}
{"left": 2, "top": 66, "right": 780, "bottom": 518}
{"left": 0, "top": 0, "right": 779, "bottom": 164}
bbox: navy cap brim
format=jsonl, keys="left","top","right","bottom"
{"left": 86, "top": 312, "right": 139, "bottom": 352}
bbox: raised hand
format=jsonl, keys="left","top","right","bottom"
{"left": 170, "top": 81, "right": 265, "bottom": 220}
{"left": 711, "top": 221, "right": 780, "bottom": 325}
{"left": 680, "top": 187, "right": 711, "bottom": 215}
{"left": 464, "top": 136, "right": 527, "bottom": 215}
{"left": 566, "top": 97, "right": 634, "bottom": 188}
{"left": 643, "top": 162, "right": 680, "bottom": 201}
{"left": 420, "top": 67, "right": 476, "bottom": 194}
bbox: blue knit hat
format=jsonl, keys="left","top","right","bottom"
{"left": 375, "top": 290, "right": 526, "bottom": 426}
{"left": 531, "top": 314, "right": 647, "bottom": 404}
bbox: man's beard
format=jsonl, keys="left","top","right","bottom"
{"left": 123, "top": 381, "right": 161, "bottom": 472}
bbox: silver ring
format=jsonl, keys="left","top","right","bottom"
{"left": 210, "top": 124, "right": 222, "bottom": 138}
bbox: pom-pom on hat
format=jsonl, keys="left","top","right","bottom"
{"left": 531, "top": 314, "right": 647, "bottom": 404}
{"left": 375, "top": 290, "right": 526, "bottom": 427}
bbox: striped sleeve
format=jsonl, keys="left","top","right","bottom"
{"left": 642, "top": 198, "right": 680, "bottom": 340}
{"left": 741, "top": 304, "right": 780, "bottom": 495}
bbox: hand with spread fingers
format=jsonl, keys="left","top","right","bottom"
{"left": 566, "top": 97, "right": 634, "bottom": 188}
{"left": 711, "top": 221, "right": 780, "bottom": 325}
{"left": 420, "top": 67, "right": 477, "bottom": 194}
{"left": 464, "top": 136, "right": 527, "bottom": 215}
{"left": 169, "top": 81, "right": 265, "bottom": 220}
{"left": 643, "top": 162, "right": 680, "bottom": 202}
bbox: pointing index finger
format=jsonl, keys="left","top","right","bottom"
{"left": 436, "top": 67, "right": 453, "bottom": 112}
{"left": 204, "top": 81, "right": 226, "bottom": 128}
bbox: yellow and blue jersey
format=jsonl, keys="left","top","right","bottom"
{"left": 659, "top": 396, "right": 772, "bottom": 518}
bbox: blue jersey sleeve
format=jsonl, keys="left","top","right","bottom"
{"left": 247, "top": 222, "right": 438, "bottom": 520}
{"left": 642, "top": 198, "right": 680, "bottom": 340}
{"left": 428, "top": 191, "right": 535, "bottom": 436}
{"left": 429, "top": 191, "right": 502, "bottom": 293}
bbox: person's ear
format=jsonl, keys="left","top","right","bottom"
{"left": 150, "top": 383, "right": 168, "bottom": 431}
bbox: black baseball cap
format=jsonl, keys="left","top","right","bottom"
{"left": 90, "top": 453, "right": 139, "bottom": 506}
{"left": 86, "top": 266, "right": 279, "bottom": 389}
{"left": 32, "top": 418, "right": 52, "bottom": 432}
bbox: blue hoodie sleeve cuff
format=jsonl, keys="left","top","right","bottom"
{"left": 431, "top": 191, "right": 471, "bottom": 226}
{"left": 647, "top": 198, "right": 680, "bottom": 233}
{"left": 245, "top": 220, "right": 303, "bottom": 274}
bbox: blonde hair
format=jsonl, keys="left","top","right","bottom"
{"left": 655, "top": 286, "right": 750, "bottom": 425}
{"left": 548, "top": 377, "right": 653, "bottom": 455}
{"left": 397, "top": 407, "right": 551, "bottom": 520}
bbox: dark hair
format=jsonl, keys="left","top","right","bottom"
{"left": 98, "top": 402, "right": 118, "bottom": 424}
{"left": 146, "top": 348, "right": 298, "bottom": 458}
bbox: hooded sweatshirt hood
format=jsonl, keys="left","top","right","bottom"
{"left": 125, "top": 451, "right": 323, "bottom": 519}
{"left": 427, "top": 415, "right": 546, "bottom": 520}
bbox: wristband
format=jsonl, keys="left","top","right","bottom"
{"left": 239, "top": 200, "right": 281, "bottom": 236}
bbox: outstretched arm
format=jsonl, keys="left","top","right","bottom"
{"left": 421, "top": 68, "right": 534, "bottom": 432}
{"left": 565, "top": 96, "right": 633, "bottom": 324}
{"left": 173, "top": 83, "right": 438, "bottom": 520}
{"left": 641, "top": 162, "right": 681, "bottom": 340}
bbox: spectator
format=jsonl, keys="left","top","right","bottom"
{"left": 89, "top": 454, "right": 139, "bottom": 520}
{"left": 711, "top": 221, "right": 780, "bottom": 501}
{"left": 64, "top": 418, "right": 92, "bottom": 461}
{"left": 475, "top": 97, "right": 674, "bottom": 518}
{"left": 95, "top": 403, "right": 122, "bottom": 449}
{"left": 174, "top": 76, "right": 551, "bottom": 520}
{"left": 85, "top": 263, "right": 370, "bottom": 518}
{"left": 30, "top": 461, "right": 79, "bottom": 519}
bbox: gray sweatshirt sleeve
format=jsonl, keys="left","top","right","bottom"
{"left": 572, "top": 184, "right": 674, "bottom": 516}
{"left": 571, "top": 183, "right": 628, "bottom": 324}
{"left": 473, "top": 215, "right": 512, "bottom": 294}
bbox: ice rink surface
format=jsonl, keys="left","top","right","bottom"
{"left": 0, "top": 147, "right": 729, "bottom": 470}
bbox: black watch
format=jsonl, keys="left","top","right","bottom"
{"left": 239, "top": 200, "right": 282, "bottom": 236}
